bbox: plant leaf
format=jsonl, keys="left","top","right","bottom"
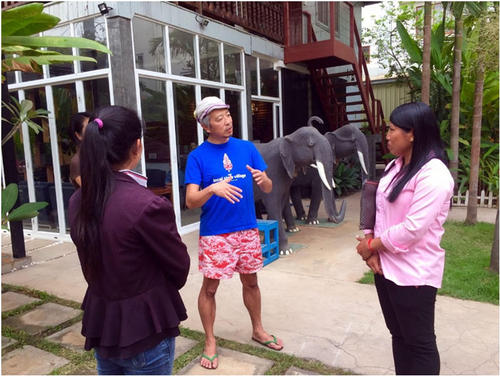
{"left": 2, "top": 36, "right": 112, "bottom": 54}
{"left": 3, "top": 13, "right": 60, "bottom": 37}
{"left": 26, "top": 120, "right": 44, "bottom": 134}
{"left": 7, "top": 201, "right": 48, "bottom": 222}
{"left": 396, "top": 20, "right": 422, "bottom": 64}
{"left": 1, "top": 183, "right": 18, "bottom": 218}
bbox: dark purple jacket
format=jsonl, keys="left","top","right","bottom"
{"left": 69, "top": 172, "right": 190, "bottom": 359}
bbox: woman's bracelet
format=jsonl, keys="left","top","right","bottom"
{"left": 367, "top": 238, "right": 374, "bottom": 252}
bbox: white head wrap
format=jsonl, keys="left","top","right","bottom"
{"left": 193, "top": 96, "right": 230, "bottom": 125}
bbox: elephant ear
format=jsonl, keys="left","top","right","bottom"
{"left": 324, "top": 132, "right": 337, "bottom": 164}
{"left": 279, "top": 137, "right": 295, "bottom": 179}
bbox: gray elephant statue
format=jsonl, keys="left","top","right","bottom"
{"left": 287, "top": 117, "right": 371, "bottom": 227}
{"left": 254, "top": 126, "right": 345, "bottom": 255}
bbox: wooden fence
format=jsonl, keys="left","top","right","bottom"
{"left": 452, "top": 190, "right": 498, "bottom": 208}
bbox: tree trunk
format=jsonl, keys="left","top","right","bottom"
{"left": 465, "top": 61, "right": 484, "bottom": 225}
{"left": 421, "top": 2, "right": 432, "bottom": 105}
{"left": 1, "top": 72, "right": 27, "bottom": 258}
{"left": 490, "top": 209, "right": 499, "bottom": 273}
{"left": 449, "top": 17, "right": 463, "bottom": 187}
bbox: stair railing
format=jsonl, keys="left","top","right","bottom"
{"left": 349, "top": 4, "right": 388, "bottom": 153}
{"left": 302, "top": 11, "right": 347, "bottom": 130}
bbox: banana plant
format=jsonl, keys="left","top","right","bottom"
{"left": 2, "top": 2, "right": 112, "bottom": 81}
{"left": 1, "top": 183, "right": 48, "bottom": 230}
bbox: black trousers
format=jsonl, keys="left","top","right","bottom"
{"left": 374, "top": 274, "right": 440, "bottom": 375}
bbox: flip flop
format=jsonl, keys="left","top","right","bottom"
{"left": 252, "top": 334, "right": 283, "bottom": 351}
{"left": 200, "top": 353, "right": 219, "bottom": 369}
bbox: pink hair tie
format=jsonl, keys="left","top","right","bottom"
{"left": 94, "top": 118, "right": 104, "bottom": 129}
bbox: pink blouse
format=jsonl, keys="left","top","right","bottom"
{"left": 374, "top": 157, "right": 454, "bottom": 288}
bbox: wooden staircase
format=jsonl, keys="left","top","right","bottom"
{"left": 284, "top": 3, "right": 388, "bottom": 156}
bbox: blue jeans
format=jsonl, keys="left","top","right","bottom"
{"left": 94, "top": 337, "right": 176, "bottom": 375}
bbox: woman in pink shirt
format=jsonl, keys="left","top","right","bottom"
{"left": 356, "top": 102, "right": 454, "bottom": 375}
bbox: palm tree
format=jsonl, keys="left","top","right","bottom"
{"left": 465, "top": 6, "right": 498, "bottom": 224}
{"left": 465, "top": 52, "right": 485, "bottom": 224}
{"left": 449, "top": 2, "right": 485, "bottom": 186}
{"left": 421, "top": 2, "right": 432, "bottom": 104}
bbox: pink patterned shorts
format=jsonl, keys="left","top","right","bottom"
{"left": 199, "top": 228, "right": 263, "bottom": 279}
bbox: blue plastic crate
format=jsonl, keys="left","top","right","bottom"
{"left": 257, "top": 219, "right": 279, "bottom": 266}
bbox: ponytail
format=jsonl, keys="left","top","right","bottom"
{"left": 73, "top": 106, "right": 142, "bottom": 281}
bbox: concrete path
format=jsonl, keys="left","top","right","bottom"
{"left": 2, "top": 193, "right": 499, "bottom": 375}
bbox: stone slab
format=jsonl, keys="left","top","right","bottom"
{"left": 2, "top": 254, "right": 32, "bottom": 274}
{"left": 2, "top": 336, "right": 18, "bottom": 349}
{"left": 45, "top": 321, "right": 85, "bottom": 352}
{"left": 2, "top": 252, "right": 87, "bottom": 302}
{"left": 2, "top": 291, "right": 41, "bottom": 312}
{"left": 28, "top": 241, "right": 76, "bottom": 263}
{"left": 2, "top": 238, "right": 56, "bottom": 255}
{"left": 174, "top": 336, "right": 198, "bottom": 359}
{"left": 285, "top": 366, "right": 318, "bottom": 375}
{"left": 2, "top": 234, "right": 12, "bottom": 246}
{"left": 4, "top": 302, "right": 81, "bottom": 335}
{"left": 178, "top": 347, "right": 274, "bottom": 375}
{"left": 2, "top": 345, "right": 69, "bottom": 374}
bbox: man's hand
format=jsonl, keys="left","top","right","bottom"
{"left": 210, "top": 176, "right": 243, "bottom": 204}
{"left": 246, "top": 165, "right": 272, "bottom": 193}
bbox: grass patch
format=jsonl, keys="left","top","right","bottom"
{"left": 357, "top": 221, "right": 499, "bottom": 304}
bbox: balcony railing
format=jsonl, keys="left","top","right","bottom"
{"left": 177, "top": 2, "right": 284, "bottom": 44}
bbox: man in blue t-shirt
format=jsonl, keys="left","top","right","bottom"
{"left": 185, "top": 96, "right": 283, "bottom": 369}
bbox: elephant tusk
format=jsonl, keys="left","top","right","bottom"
{"left": 316, "top": 161, "right": 332, "bottom": 191}
{"left": 357, "top": 150, "right": 369, "bottom": 175}
{"left": 331, "top": 178, "right": 336, "bottom": 188}
{"left": 310, "top": 163, "right": 317, "bottom": 169}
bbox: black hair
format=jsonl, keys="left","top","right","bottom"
{"left": 73, "top": 105, "right": 142, "bottom": 281}
{"left": 70, "top": 111, "right": 92, "bottom": 144}
{"left": 386, "top": 102, "right": 448, "bottom": 202}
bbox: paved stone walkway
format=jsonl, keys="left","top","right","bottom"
{"left": 1, "top": 288, "right": 334, "bottom": 375}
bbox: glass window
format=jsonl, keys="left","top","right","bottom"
{"left": 199, "top": 37, "right": 220, "bottom": 82}
{"left": 83, "top": 78, "right": 110, "bottom": 112}
{"left": 52, "top": 83, "right": 78, "bottom": 230}
{"left": 246, "top": 55, "right": 258, "bottom": 95}
{"left": 173, "top": 83, "right": 200, "bottom": 226}
{"left": 21, "top": 71, "right": 43, "bottom": 82}
{"left": 6, "top": 70, "right": 16, "bottom": 84}
{"left": 201, "top": 87, "right": 220, "bottom": 99}
{"left": 225, "top": 90, "right": 241, "bottom": 140}
{"left": 260, "top": 59, "right": 278, "bottom": 97}
{"left": 44, "top": 25, "right": 74, "bottom": 77}
{"left": 140, "top": 78, "right": 172, "bottom": 203}
{"left": 169, "top": 27, "right": 195, "bottom": 77}
{"left": 224, "top": 44, "right": 242, "bottom": 85}
{"left": 74, "top": 16, "right": 108, "bottom": 72}
{"left": 23, "top": 87, "right": 59, "bottom": 231}
{"left": 317, "top": 2, "right": 330, "bottom": 27}
{"left": 133, "top": 18, "right": 165, "bottom": 73}
{"left": 251, "top": 101, "right": 274, "bottom": 143}
{"left": 10, "top": 94, "right": 36, "bottom": 231}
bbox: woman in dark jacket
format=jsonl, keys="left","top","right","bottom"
{"left": 69, "top": 105, "right": 190, "bottom": 375}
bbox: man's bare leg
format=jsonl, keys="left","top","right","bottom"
{"left": 240, "top": 273, "right": 283, "bottom": 350}
{"left": 198, "top": 277, "right": 220, "bottom": 368}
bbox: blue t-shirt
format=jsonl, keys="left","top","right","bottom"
{"left": 184, "top": 137, "right": 267, "bottom": 236}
